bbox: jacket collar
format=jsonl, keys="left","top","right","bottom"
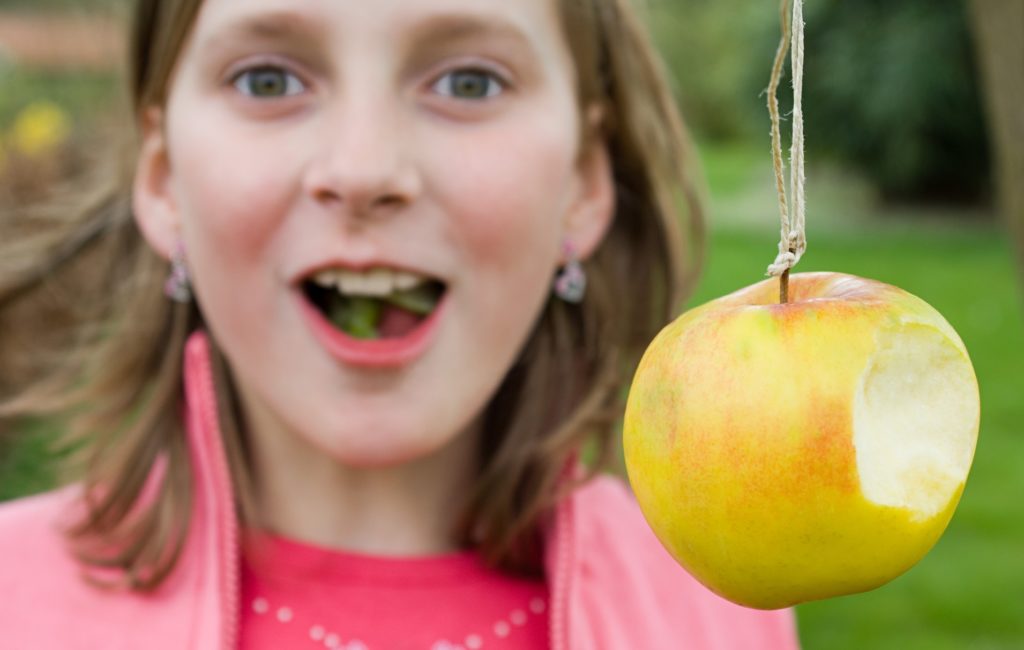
{"left": 183, "top": 332, "right": 241, "bottom": 650}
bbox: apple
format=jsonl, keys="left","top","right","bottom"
{"left": 623, "top": 272, "right": 980, "bottom": 609}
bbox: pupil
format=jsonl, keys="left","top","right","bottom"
{"left": 452, "top": 72, "right": 488, "bottom": 98}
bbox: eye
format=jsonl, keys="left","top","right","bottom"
{"left": 432, "top": 68, "right": 504, "bottom": 100}
{"left": 232, "top": 65, "right": 306, "bottom": 99}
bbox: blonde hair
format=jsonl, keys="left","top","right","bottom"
{"left": 0, "top": 0, "right": 704, "bottom": 588}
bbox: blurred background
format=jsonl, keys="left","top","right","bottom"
{"left": 1, "top": 0, "right": 1021, "bottom": 647}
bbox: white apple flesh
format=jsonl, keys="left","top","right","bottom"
{"left": 623, "top": 272, "right": 980, "bottom": 609}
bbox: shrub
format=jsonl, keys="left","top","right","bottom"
{"left": 652, "top": 0, "right": 991, "bottom": 205}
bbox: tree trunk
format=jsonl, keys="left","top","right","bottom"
{"left": 968, "top": 0, "right": 1024, "bottom": 289}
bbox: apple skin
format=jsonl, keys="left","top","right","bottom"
{"left": 623, "top": 272, "right": 980, "bottom": 610}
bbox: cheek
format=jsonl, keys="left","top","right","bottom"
{"left": 426, "top": 120, "right": 580, "bottom": 359}
{"left": 163, "top": 101, "right": 314, "bottom": 345}
{"left": 166, "top": 103, "right": 301, "bottom": 268}
{"left": 433, "top": 124, "right": 579, "bottom": 271}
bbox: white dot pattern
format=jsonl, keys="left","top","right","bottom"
{"left": 246, "top": 595, "right": 547, "bottom": 647}
{"left": 493, "top": 621, "right": 510, "bottom": 638}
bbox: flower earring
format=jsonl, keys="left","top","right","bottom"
{"left": 554, "top": 241, "right": 587, "bottom": 304}
{"left": 164, "top": 241, "right": 192, "bottom": 303}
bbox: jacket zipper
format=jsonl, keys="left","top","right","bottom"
{"left": 193, "top": 344, "right": 241, "bottom": 650}
{"left": 220, "top": 480, "right": 240, "bottom": 650}
{"left": 549, "top": 493, "right": 573, "bottom": 650}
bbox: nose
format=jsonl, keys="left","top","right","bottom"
{"left": 303, "top": 98, "right": 421, "bottom": 220}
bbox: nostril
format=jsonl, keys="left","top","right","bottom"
{"left": 374, "top": 193, "right": 407, "bottom": 209}
{"left": 310, "top": 184, "right": 343, "bottom": 207}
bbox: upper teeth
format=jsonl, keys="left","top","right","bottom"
{"left": 312, "top": 268, "right": 428, "bottom": 297}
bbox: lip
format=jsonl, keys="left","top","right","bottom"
{"left": 296, "top": 289, "right": 447, "bottom": 369}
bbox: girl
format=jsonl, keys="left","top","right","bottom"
{"left": 0, "top": 0, "right": 798, "bottom": 648}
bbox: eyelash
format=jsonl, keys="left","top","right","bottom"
{"left": 228, "top": 63, "right": 509, "bottom": 102}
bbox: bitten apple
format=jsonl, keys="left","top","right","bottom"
{"left": 623, "top": 272, "right": 980, "bottom": 609}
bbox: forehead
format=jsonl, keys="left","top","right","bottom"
{"left": 188, "top": 0, "right": 568, "bottom": 57}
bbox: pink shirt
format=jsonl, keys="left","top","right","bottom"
{"left": 240, "top": 533, "right": 549, "bottom": 650}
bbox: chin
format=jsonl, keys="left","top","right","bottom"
{"left": 302, "top": 409, "right": 469, "bottom": 469}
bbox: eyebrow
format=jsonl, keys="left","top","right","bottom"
{"left": 405, "top": 12, "right": 535, "bottom": 48}
{"left": 198, "top": 11, "right": 328, "bottom": 54}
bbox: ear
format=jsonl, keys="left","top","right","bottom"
{"left": 132, "top": 107, "right": 180, "bottom": 260}
{"left": 562, "top": 106, "right": 615, "bottom": 262}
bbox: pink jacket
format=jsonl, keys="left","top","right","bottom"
{"left": 0, "top": 333, "right": 799, "bottom": 649}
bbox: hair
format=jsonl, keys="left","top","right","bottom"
{"left": 0, "top": 0, "right": 705, "bottom": 589}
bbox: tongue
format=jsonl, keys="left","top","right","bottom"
{"left": 378, "top": 304, "right": 424, "bottom": 339}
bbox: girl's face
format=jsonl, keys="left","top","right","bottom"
{"left": 134, "top": 0, "right": 613, "bottom": 466}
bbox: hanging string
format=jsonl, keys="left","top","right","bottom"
{"left": 766, "top": 0, "right": 808, "bottom": 302}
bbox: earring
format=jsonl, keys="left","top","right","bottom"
{"left": 554, "top": 241, "right": 587, "bottom": 304}
{"left": 164, "top": 241, "right": 192, "bottom": 303}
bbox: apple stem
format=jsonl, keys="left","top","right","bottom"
{"left": 779, "top": 245, "right": 796, "bottom": 302}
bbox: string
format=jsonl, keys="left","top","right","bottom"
{"left": 766, "top": 0, "right": 808, "bottom": 289}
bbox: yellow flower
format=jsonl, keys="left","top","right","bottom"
{"left": 10, "top": 100, "right": 72, "bottom": 158}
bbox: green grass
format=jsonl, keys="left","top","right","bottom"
{"left": 693, "top": 143, "right": 1024, "bottom": 649}
{"left": 0, "top": 419, "right": 60, "bottom": 501}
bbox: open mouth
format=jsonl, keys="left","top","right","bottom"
{"left": 301, "top": 267, "right": 447, "bottom": 341}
